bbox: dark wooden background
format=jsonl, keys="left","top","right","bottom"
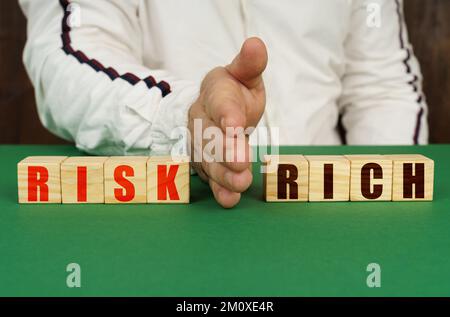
{"left": 1, "top": 0, "right": 449, "bottom": 144}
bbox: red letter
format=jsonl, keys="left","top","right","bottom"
{"left": 158, "top": 165, "right": 180, "bottom": 200}
{"left": 114, "top": 165, "right": 135, "bottom": 202}
{"left": 77, "top": 166, "right": 87, "bottom": 202}
{"left": 28, "top": 166, "right": 49, "bottom": 202}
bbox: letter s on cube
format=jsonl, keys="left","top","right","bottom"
{"left": 104, "top": 157, "right": 148, "bottom": 204}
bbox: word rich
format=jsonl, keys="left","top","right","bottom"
{"left": 17, "top": 156, "right": 189, "bottom": 204}
{"left": 263, "top": 155, "right": 434, "bottom": 202}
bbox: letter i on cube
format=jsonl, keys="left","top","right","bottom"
{"left": 61, "top": 157, "right": 108, "bottom": 203}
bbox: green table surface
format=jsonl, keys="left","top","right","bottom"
{"left": 0, "top": 145, "right": 449, "bottom": 297}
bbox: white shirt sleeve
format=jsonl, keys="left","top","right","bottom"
{"left": 19, "top": 0, "right": 200, "bottom": 155}
{"left": 338, "top": 0, "right": 428, "bottom": 145}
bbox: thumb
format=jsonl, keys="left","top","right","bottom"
{"left": 226, "top": 37, "right": 268, "bottom": 90}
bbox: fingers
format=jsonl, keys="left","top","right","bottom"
{"left": 203, "top": 74, "right": 247, "bottom": 132}
{"left": 209, "top": 179, "right": 241, "bottom": 209}
{"left": 221, "top": 135, "right": 252, "bottom": 172}
{"left": 207, "top": 96, "right": 246, "bottom": 133}
{"left": 189, "top": 108, "right": 252, "bottom": 206}
{"left": 196, "top": 102, "right": 251, "bottom": 172}
{"left": 226, "top": 37, "right": 268, "bottom": 91}
{"left": 203, "top": 161, "right": 253, "bottom": 193}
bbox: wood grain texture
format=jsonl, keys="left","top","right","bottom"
{"left": 345, "top": 155, "right": 393, "bottom": 202}
{"left": 17, "top": 156, "right": 67, "bottom": 203}
{"left": 104, "top": 157, "right": 148, "bottom": 204}
{"left": 306, "top": 155, "right": 350, "bottom": 202}
{"left": 263, "top": 155, "right": 309, "bottom": 202}
{"left": 61, "top": 156, "right": 108, "bottom": 204}
{"left": 147, "top": 156, "right": 190, "bottom": 204}
{"left": 385, "top": 154, "right": 434, "bottom": 201}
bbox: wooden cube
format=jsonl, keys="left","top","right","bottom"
{"left": 61, "top": 157, "right": 108, "bottom": 204}
{"left": 18, "top": 156, "right": 67, "bottom": 203}
{"left": 263, "top": 155, "right": 309, "bottom": 202}
{"left": 385, "top": 154, "right": 434, "bottom": 201}
{"left": 147, "top": 156, "right": 190, "bottom": 204}
{"left": 345, "top": 155, "right": 393, "bottom": 201}
{"left": 306, "top": 155, "right": 350, "bottom": 202}
{"left": 104, "top": 156, "right": 148, "bottom": 204}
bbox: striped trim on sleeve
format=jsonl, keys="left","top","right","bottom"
{"left": 59, "top": 0, "right": 171, "bottom": 97}
{"left": 395, "top": 0, "right": 425, "bottom": 144}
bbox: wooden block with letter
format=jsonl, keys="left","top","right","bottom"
{"left": 306, "top": 155, "right": 350, "bottom": 202}
{"left": 345, "top": 155, "right": 393, "bottom": 201}
{"left": 147, "top": 156, "right": 190, "bottom": 203}
{"left": 17, "top": 156, "right": 68, "bottom": 203}
{"left": 104, "top": 156, "right": 148, "bottom": 204}
{"left": 263, "top": 155, "right": 309, "bottom": 202}
{"left": 385, "top": 154, "right": 434, "bottom": 201}
{"left": 61, "top": 156, "right": 108, "bottom": 204}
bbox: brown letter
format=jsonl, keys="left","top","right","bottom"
{"left": 324, "top": 164, "right": 334, "bottom": 199}
{"left": 361, "top": 163, "right": 383, "bottom": 199}
{"left": 403, "top": 163, "right": 425, "bottom": 199}
{"left": 277, "top": 164, "right": 298, "bottom": 200}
